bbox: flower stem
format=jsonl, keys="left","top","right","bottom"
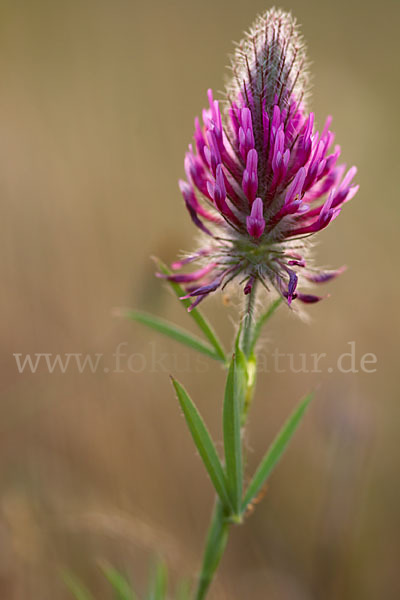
{"left": 241, "top": 282, "right": 258, "bottom": 359}
{"left": 194, "top": 499, "right": 229, "bottom": 600}
{"left": 194, "top": 287, "right": 259, "bottom": 599}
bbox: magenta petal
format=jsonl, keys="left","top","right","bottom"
{"left": 284, "top": 167, "right": 306, "bottom": 205}
{"left": 246, "top": 197, "right": 265, "bottom": 238}
{"left": 242, "top": 149, "right": 258, "bottom": 203}
{"left": 179, "top": 181, "right": 214, "bottom": 236}
{"left": 158, "top": 263, "right": 215, "bottom": 283}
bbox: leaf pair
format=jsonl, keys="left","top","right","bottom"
{"left": 172, "top": 373, "right": 312, "bottom": 518}
{"left": 126, "top": 261, "right": 283, "bottom": 366}
{"left": 172, "top": 348, "right": 249, "bottom": 517}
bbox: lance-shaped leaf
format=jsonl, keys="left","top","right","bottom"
{"left": 125, "top": 310, "right": 222, "bottom": 362}
{"left": 155, "top": 258, "right": 226, "bottom": 363}
{"left": 223, "top": 352, "right": 246, "bottom": 513}
{"left": 242, "top": 393, "right": 313, "bottom": 511}
{"left": 100, "top": 563, "right": 136, "bottom": 600}
{"left": 248, "top": 297, "right": 283, "bottom": 356}
{"left": 172, "top": 378, "right": 232, "bottom": 511}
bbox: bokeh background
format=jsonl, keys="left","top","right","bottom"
{"left": 1, "top": 0, "right": 399, "bottom": 598}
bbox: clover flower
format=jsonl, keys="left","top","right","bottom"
{"left": 160, "top": 8, "right": 358, "bottom": 310}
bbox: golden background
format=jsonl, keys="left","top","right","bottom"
{"left": 1, "top": 0, "right": 399, "bottom": 598}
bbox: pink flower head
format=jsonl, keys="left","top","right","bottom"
{"left": 164, "top": 9, "right": 358, "bottom": 310}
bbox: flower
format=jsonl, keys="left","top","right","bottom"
{"left": 159, "top": 8, "right": 359, "bottom": 311}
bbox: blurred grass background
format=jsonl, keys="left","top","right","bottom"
{"left": 0, "top": 0, "right": 399, "bottom": 598}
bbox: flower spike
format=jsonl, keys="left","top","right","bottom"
{"left": 169, "top": 8, "right": 358, "bottom": 309}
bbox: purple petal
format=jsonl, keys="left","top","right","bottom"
{"left": 179, "top": 180, "right": 214, "bottom": 236}
{"left": 181, "top": 273, "right": 224, "bottom": 298}
{"left": 187, "top": 294, "right": 207, "bottom": 312}
{"left": 242, "top": 149, "right": 258, "bottom": 203}
{"left": 246, "top": 197, "right": 265, "bottom": 238}
{"left": 287, "top": 270, "right": 298, "bottom": 305}
{"left": 297, "top": 293, "right": 324, "bottom": 303}
{"left": 305, "top": 266, "right": 346, "bottom": 283}
{"left": 284, "top": 167, "right": 307, "bottom": 205}
{"left": 171, "top": 249, "right": 209, "bottom": 270}
{"left": 244, "top": 276, "right": 255, "bottom": 295}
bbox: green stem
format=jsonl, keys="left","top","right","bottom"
{"left": 194, "top": 287, "right": 259, "bottom": 600}
{"left": 248, "top": 296, "right": 283, "bottom": 357}
{"left": 242, "top": 353, "right": 257, "bottom": 427}
{"left": 241, "top": 282, "right": 258, "bottom": 359}
{"left": 195, "top": 500, "right": 229, "bottom": 600}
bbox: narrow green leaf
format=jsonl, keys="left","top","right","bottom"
{"left": 126, "top": 310, "right": 222, "bottom": 361}
{"left": 242, "top": 393, "right": 313, "bottom": 511}
{"left": 100, "top": 563, "right": 136, "bottom": 600}
{"left": 155, "top": 258, "right": 226, "bottom": 363}
{"left": 148, "top": 560, "right": 168, "bottom": 600}
{"left": 172, "top": 378, "right": 232, "bottom": 511}
{"left": 248, "top": 297, "right": 283, "bottom": 356}
{"left": 223, "top": 353, "right": 246, "bottom": 513}
{"left": 62, "top": 571, "right": 94, "bottom": 600}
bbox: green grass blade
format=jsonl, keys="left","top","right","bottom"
{"left": 62, "top": 571, "right": 94, "bottom": 600}
{"left": 155, "top": 258, "right": 226, "bottom": 363}
{"left": 242, "top": 393, "right": 313, "bottom": 511}
{"left": 100, "top": 563, "right": 136, "bottom": 600}
{"left": 147, "top": 560, "right": 168, "bottom": 600}
{"left": 248, "top": 297, "right": 283, "bottom": 356}
{"left": 171, "top": 378, "right": 232, "bottom": 511}
{"left": 223, "top": 353, "right": 246, "bottom": 514}
{"left": 126, "top": 310, "right": 222, "bottom": 362}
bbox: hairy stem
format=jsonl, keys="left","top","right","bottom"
{"left": 195, "top": 500, "right": 229, "bottom": 600}
{"left": 241, "top": 282, "right": 258, "bottom": 358}
{"left": 194, "top": 287, "right": 259, "bottom": 600}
